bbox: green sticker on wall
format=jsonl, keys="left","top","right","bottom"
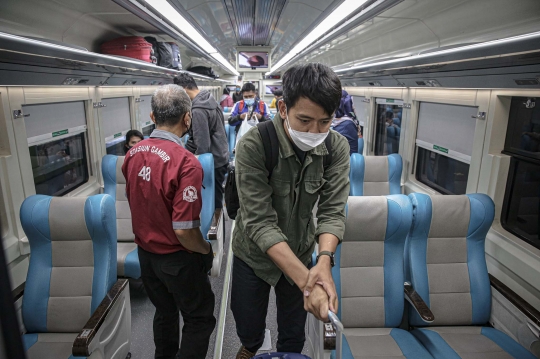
{"left": 52, "top": 129, "right": 68, "bottom": 137}
{"left": 386, "top": 99, "right": 394, "bottom": 103}
{"left": 114, "top": 132, "right": 122, "bottom": 138}
{"left": 433, "top": 145, "right": 449, "bottom": 154}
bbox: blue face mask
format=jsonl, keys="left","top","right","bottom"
{"left": 244, "top": 98, "right": 255, "bottom": 106}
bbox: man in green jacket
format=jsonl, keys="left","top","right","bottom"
{"left": 232, "top": 63, "right": 350, "bottom": 358}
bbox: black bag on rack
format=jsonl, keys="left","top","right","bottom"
{"left": 144, "top": 37, "right": 173, "bottom": 68}
{"left": 187, "top": 65, "right": 218, "bottom": 79}
{"left": 169, "top": 42, "right": 182, "bottom": 70}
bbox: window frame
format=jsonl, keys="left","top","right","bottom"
{"left": 414, "top": 146, "right": 471, "bottom": 195}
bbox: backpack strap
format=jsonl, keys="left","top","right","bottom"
{"left": 257, "top": 121, "right": 279, "bottom": 178}
{"left": 323, "top": 134, "right": 333, "bottom": 169}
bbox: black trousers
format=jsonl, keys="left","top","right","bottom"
{"left": 215, "top": 164, "right": 228, "bottom": 209}
{"left": 138, "top": 246, "right": 216, "bottom": 359}
{"left": 231, "top": 256, "right": 307, "bottom": 353}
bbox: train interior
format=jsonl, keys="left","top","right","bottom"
{"left": 0, "top": 0, "right": 539, "bottom": 358}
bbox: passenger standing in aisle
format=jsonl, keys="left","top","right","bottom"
{"left": 220, "top": 88, "right": 234, "bottom": 109}
{"left": 332, "top": 90, "right": 359, "bottom": 155}
{"left": 269, "top": 89, "right": 283, "bottom": 108}
{"left": 229, "top": 82, "right": 271, "bottom": 135}
{"left": 231, "top": 63, "right": 350, "bottom": 358}
{"left": 123, "top": 85, "right": 216, "bottom": 359}
{"left": 174, "top": 73, "right": 229, "bottom": 212}
{"left": 232, "top": 86, "right": 243, "bottom": 103}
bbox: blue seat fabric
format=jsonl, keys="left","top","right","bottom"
{"left": 407, "top": 193, "right": 536, "bottom": 359}
{"left": 349, "top": 153, "right": 402, "bottom": 196}
{"left": 357, "top": 137, "right": 364, "bottom": 154}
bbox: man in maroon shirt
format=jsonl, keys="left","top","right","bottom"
{"left": 123, "top": 84, "right": 216, "bottom": 359}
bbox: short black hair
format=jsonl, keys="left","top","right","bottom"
{"left": 174, "top": 72, "right": 198, "bottom": 90}
{"left": 282, "top": 63, "right": 342, "bottom": 116}
{"left": 241, "top": 82, "right": 256, "bottom": 93}
{"left": 273, "top": 89, "right": 283, "bottom": 97}
{"left": 223, "top": 88, "right": 230, "bottom": 95}
{"left": 386, "top": 111, "right": 394, "bottom": 119}
{"left": 125, "top": 129, "right": 144, "bottom": 143}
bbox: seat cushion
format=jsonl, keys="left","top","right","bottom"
{"left": 332, "top": 328, "right": 433, "bottom": 359}
{"left": 412, "top": 327, "right": 536, "bottom": 359}
{"left": 117, "top": 242, "right": 140, "bottom": 279}
{"left": 23, "top": 333, "right": 86, "bottom": 359}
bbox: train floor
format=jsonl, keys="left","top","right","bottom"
{"left": 128, "top": 212, "right": 311, "bottom": 358}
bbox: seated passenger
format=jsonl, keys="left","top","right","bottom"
{"left": 122, "top": 84, "right": 216, "bottom": 358}
{"left": 332, "top": 90, "right": 358, "bottom": 155}
{"left": 220, "top": 87, "right": 234, "bottom": 109}
{"left": 232, "top": 63, "right": 350, "bottom": 358}
{"left": 124, "top": 129, "right": 144, "bottom": 154}
{"left": 269, "top": 89, "right": 283, "bottom": 108}
{"left": 228, "top": 82, "right": 270, "bottom": 136}
{"left": 174, "top": 73, "right": 229, "bottom": 212}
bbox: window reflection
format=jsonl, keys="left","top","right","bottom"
{"left": 416, "top": 147, "right": 470, "bottom": 195}
{"left": 505, "top": 97, "right": 540, "bottom": 159}
{"left": 29, "top": 133, "right": 89, "bottom": 196}
{"left": 375, "top": 104, "right": 402, "bottom": 155}
{"left": 502, "top": 158, "right": 540, "bottom": 248}
{"left": 142, "top": 124, "right": 155, "bottom": 137}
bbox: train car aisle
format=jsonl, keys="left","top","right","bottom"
{"left": 128, "top": 211, "right": 311, "bottom": 358}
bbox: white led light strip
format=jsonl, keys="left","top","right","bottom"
{"left": 145, "top": 0, "right": 239, "bottom": 76}
{"left": 269, "top": 0, "right": 370, "bottom": 74}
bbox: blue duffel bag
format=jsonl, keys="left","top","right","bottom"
{"left": 252, "top": 353, "right": 311, "bottom": 359}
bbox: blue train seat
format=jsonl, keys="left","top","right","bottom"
{"left": 20, "top": 194, "right": 131, "bottom": 359}
{"left": 331, "top": 195, "right": 433, "bottom": 359}
{"left": 102, "top": 153, "right": 217, "bottom": 278}
{"left": 227, "top": 123, "right": 236, "bottom": 161}
{"left": 357, "top": 138, "right": 363, "bottom": 154}
{"left": 407, "top": 193, "right": 536, "bottom": 359}
{"left": 102, "top": 155, "right": 140, "bottom": 279}
{"left": 349, "top": 153, "right": 402, "bottom": 196}
{"left": 225, "top": 122, "right": 230, "bottom": 138}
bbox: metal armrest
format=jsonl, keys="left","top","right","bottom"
{"left": 207, "top": 208, "right": 223, "bottom": 240}
{"left": 72, "top": 279, "right": 128, "bottom": 356}
{"left": 489, "top": 274, "right": 540, "bottom": 329}
{"left": 325, "top": 311, "right": 344, "bottom": 358}
{"left": 404, "top": 282, "right": 434, "bottom": 323}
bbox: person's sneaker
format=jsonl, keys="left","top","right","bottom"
{"left": 235, "top": 345, "right": 256, "bottom": 359}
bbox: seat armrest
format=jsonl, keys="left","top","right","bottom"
{"left": 323, "top": 322, "right": 336, "bottom": 350}
{"left": 73, "top": 279, "right": 128, "bottom": 356}
{"left": 489, "top": 274, "right": 540, "bottom": 328}
{"left": 207, "top": 208, "right": 223, "bottom": 240}
{"left": 404, "top": 282, "right": 434, "bottom": 323}
{"left": 325, "top": 311, "right": 344, "bottom": 358}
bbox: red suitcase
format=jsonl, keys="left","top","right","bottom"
{"left": 100, "top": 36, "right": 156, "bottom": 63}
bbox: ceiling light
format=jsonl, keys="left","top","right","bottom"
{"left": 144, "top": 0, "right": 239, "bottom": 75}
{"left": 335, "top": 31, "right": 540, "bottom": 73}
{"left": 271, "top": 0, "right": 370, "bottom": 72}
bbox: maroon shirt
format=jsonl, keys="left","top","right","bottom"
{"left": 122, "top": 129, "right": 203, "bottom": 254}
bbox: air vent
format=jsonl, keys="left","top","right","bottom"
{"left": 123, "top": 80, "right": 137, "bottom": 85}
{"left": 514, "top": 79, "right": 539, "bottom": 86}
{"left": 416, "top": 81, "right": 426, "bottom": 86}
{"left": 368, "top": 81, "right": 382, "bottom": 86}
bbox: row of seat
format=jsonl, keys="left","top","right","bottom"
{"left": 20, "top": 194, "right": 131, "bottom": 359}
{"left": 330, "top": 193, "right": 536, "bottom": 359}
{"left": 101, "top": 153, "right": 219, "bottom": 280}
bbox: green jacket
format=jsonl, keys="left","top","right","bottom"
{"left": 232, "top": 114, "right": 350, "bottom": 286}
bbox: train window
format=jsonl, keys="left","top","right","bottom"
{"left": 138, "top": 95, "right": 155, "bottom": 137}
{"left": 504, "top": 97, "right": 540, "bottom": 160}
{"left": 29, "top": 133, "right": 89, "bottom": 196}
{"left": 414, "top": 102, "right": 477, "bottom": 194}
{"left": 23, "top": 101, "right": 89, "bottom": 196}
{"left": 415, "top": 147, "right": 470, "bottom": 195}
{"left": 101, "top": 97, "right": 132, "bottom": 155}
{"left": 374, "top": 98, "right": 403, "bottom": 155}
{"left": 502, "top": 97, "right": 540, "bottom": 249}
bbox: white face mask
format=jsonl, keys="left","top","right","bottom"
{"left": 285, "top": 113, "right": 329, "bottom": 151}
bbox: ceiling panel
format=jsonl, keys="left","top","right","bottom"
{"left": 290, "top": 0, "right": 540, "bottom": 73}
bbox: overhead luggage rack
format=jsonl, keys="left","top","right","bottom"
{"left": 0, "top": 31, "right": 216, "bottom": 86}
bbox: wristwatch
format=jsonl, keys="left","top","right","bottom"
{"left": 316, "top": 251, "right": 335, "bottom": 267}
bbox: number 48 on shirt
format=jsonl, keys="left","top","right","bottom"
{"left": 138, "top": 166, "right": 151, "bottom": 181}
